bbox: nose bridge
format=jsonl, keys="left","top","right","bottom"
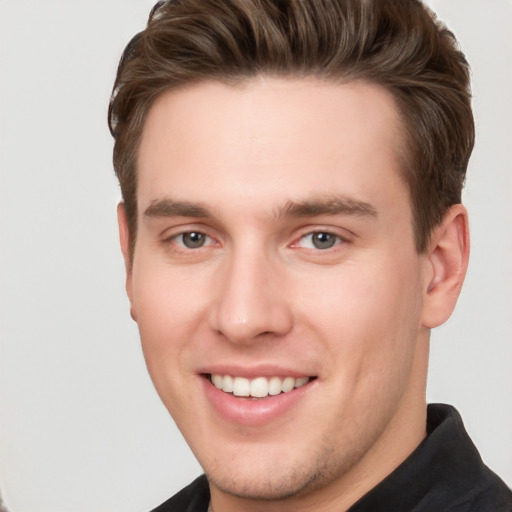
{"left": 210, "top": 241, "right": 292, "bottom": 343}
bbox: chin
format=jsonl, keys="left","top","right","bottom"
{"left": 208, "top": 471, "right": 315, "bottom": 501}
{"left": 203, "top": 448, "right": 344, "bottom": 502}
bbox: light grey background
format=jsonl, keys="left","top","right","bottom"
{"left": 0, "top": 1, "right": 510, "bottom": 511}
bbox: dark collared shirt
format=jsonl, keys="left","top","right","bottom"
{"left": 150, "top": 404, "right": 512, "bottom": 511}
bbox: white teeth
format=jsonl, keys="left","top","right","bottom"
{"left": 268, "top": 376, "right": 282, "bottom": 396}
{"left": 233, "top": 377, "right": 250, "bottom": 397}
{"left": 211, "top": 374, "right": 311, "bottom": 398}
{"left": 294, "top": 377, "right": 309, "bottom": 388}
{"left": 222, "top": 374, "right": 233, "bottom": 393}
{"left": 281, "top": 376, "right": 295, "bottom": 393}
{"left": 250, "top": 377, "right": 269, "bottom": 398}
{"left": 212, "top": 374, "right": 223, "bottom": 389}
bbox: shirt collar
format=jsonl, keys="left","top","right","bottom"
{"left": 348, "top": 404, "right": 487, "bottom": 511}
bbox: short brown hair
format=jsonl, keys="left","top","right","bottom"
{"left": 108, "top": 0, "right": 474, "bottom": 256}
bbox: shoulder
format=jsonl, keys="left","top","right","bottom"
{"left": 149, "top": 475, "right": 210, "bottom": 512}
{"left": 429, "top": 405, "right": 512, "bottom": 512}
{"left": 449, "top": 470, "right": 512, "bottom": 512}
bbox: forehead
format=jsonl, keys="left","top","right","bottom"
{"left": 137, "top": 77, "right": 409, "bottom": 220}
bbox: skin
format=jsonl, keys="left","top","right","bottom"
{"left": 118, "top": 78, "right": 469, "bottom": 511}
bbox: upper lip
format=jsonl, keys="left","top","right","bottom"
{"left": 198, "top": 364, "right": 314, "bottom": 379}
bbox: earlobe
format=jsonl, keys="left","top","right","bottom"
{"left": 117, "top": 202, "right": 137, "bottom": 322}
{"left": 422, "top": 204, "right": 470, "bottom": 328}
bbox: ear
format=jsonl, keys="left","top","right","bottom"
{"left": 117, "top": 202, "right": 137, "bottom": 322}
{"left": 422, "top": 204, "right": 470, "bottom": 328}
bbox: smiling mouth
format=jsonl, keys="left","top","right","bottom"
{"left": 208, "top": 374, "right": 316, "bottom": 399}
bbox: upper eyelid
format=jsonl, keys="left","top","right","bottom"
{"left": 294, "top": 226, "right": 352, "bottom": 241}
{"left": 174, "top": 231, "right": 214, "bottom": 247}
{"left": 160, "top": 223, "right": 216, "bottom": 239}
{"left": 295, "top": 231, "right": 344, "bottom": 247}
{"left": 301, "top": 231, "right": 343, "bottom": 239}
{"left": 159, "top": 224, "right": 353, "bottom": 245}
{"left": 167, "top": 230, "right": 214, "bottom": 241}
{"left": 161, "top": 231, "right": 219, "bottom": 253}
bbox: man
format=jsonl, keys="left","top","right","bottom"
{"left": 108, "top": 1, "right": 512, "bottom": 510}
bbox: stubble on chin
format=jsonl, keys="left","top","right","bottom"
{"left": 205, "top": 436, "right": 368, "bottom": 504}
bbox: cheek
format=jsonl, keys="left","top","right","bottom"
{"left": 130, "top": 262, "right": 208, "bottom": 390}
{"left": 298, "top": 253, "right": 424, "bottom": 369}
{"left": 345, "top": 260, "right": 424, "bottom": 398}
{"left": 133, "top": 259, "right": 207, "bottom": 334}
{"left": 133, "top": 283, "right": 202, "bottom": 421}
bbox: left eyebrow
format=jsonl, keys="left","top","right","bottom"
{"left": 276, "top": 195, "right": 378, "bottom": 219}
{"left": 144, "top": 198, "right": 213, "bottom": 219}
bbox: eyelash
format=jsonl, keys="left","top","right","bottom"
{"left": 163, "top": 228, "right": 346, "bottom": 253}
{"left": 165, "top": 231, "right": 216, "bottom": 250}
{"left": 294, "top": 231, "right": 345, "bottom": 251}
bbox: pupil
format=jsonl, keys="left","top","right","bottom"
{"left": 313, "top": 232, "right": 336, "bottom": 249}
{"left": 183, "top": 232, "right": 205, "bottom": 248}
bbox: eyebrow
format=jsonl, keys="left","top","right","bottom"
{"left": 277, "top": 195, "right": 377, "bottom": 219}
{"left": 144, "top": 199, "right": 212, "bottom": 219}
{"left": 143, "top": 194, "right": 377, "bottom": 221}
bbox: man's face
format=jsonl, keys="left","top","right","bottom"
{"left": 122, "top": 78, "right": 433, "bottom": 503}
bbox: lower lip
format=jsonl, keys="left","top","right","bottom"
{"left": 202, "top": 376, "right": 314, "bottom": 426}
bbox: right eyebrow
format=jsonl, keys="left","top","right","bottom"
{"left": 144, "top": 198, "right": 213, "bottom": 219}
{"left": 277, "top": 194, "right": 378, "bottom": 219}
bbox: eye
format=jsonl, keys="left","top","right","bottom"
{"left": 297, "top": 231, "right": 342, "bottom": 250}
{"left": 173, "top": 231, "right": 212, "bottom": 249}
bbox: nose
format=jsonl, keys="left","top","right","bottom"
{"left": 209, "top": 247, "right": 294, "bottom": 344}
